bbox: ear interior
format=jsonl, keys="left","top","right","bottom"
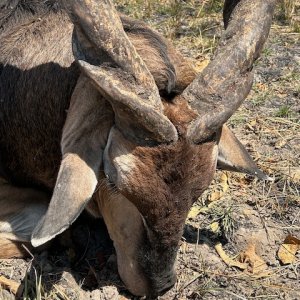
{"left": 217, "top": 125, "right": 271, "bottom": 180}
{"left": 31, "top": 153, "right": 98, "bottom": 247}
{"left": 78, "top": 60, "right": 178, "bottom": 144}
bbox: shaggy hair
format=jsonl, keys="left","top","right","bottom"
{"left": 0, "top": 0, "right": 60, "bottom": 29}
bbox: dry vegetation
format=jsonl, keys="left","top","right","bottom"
{"left": 0, "top": 1, "right": 299, "bottom": 299}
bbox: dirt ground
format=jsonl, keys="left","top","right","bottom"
{"left": 0, "top": 1, "right": 299, "bottom": 300}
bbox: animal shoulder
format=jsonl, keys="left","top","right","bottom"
{"left": 0, "top": 1, "right": 78, "bottom": 188}
{"left": 0, "top": 0, "right": 72, "bottom": 69}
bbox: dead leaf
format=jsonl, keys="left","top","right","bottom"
{"left": 278, "top": 235, "right": 300, "bottom": 264}
{"left": 239, "top": 243, "right": 268, "bottom": 274}
{"left": 187, "top": 206, "right": 207, "bottom": 219}
{"left": 220, "top": 173, "right": 229, "bottom": 193}
{"left": 278, "top": 92, "right": 288, "bottom": 99}
{"left": 215, "top": 243, "right": 247, "bottom": 270}
{"left": 194, "top": 59, "right": 210, "bottom": 72}
{"left": 290, "top": 169, "right": 300, "bottom": 183}
{"left": 209, "top": 191, "right": 224, "bottom": 202}
{"left": 265, "top": 157, "right": 279, "bottom": 163}
{"left": 0, "top": 276, "right": 23, "bottom": 296}
{"left": 243, "top": 209, "right": 254, "bottom": 217}
{"left": 275, "top": 139, "right": 286, "bottom": 149}
{"left": 255, "top": 82, "right": 268, "bottom": 91}
{"left": 249, "top": 119, "right": 257, "bottom": 127}
{"left": 210, "top": 222, "right": 220, "bottom": 233}
{"left": 187, "top": 206, "right": 201, "bottom": 219}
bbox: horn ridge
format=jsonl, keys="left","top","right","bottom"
{"left": 63, "top": 0, "right": 177, "bottom": 144}
{"left": 184, "top": 0, "right": 277, "bottom": 144}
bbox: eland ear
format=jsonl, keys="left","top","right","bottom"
{"left": 31, "top": 153, "right": 98, "bottom": 247}
{"left": 31, "top": 76, "right": 113, "bottom": 247}
{"left": 217, "top": 125, "right": 271, "bottom": 180}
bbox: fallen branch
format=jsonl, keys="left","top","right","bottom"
{"left": 214, "top": 243, "right": 248, "bottom": 270}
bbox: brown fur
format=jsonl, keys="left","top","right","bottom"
{"left": 0, "top": 1, "right": 193, "bottom": 190}
{"left": 0, "top": 1, "right": 212, "bottom": 297}
{"left": 0, "top": 237, "right": 30, "bottom": 258}
{"left": 99, "top": 96, "right": 218, "bottom": 294}
{"left": 122, "top": 14, "right": 197, "bottom": 93}
{"left": 0, "top": 2, "right": 269, "bottom": 297}
{"left": 124, "top": 114, "right": 217, "bottom": 246}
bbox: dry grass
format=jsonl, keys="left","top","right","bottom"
{"left": 278, "top": 0, "right": 300, "bottom": 31}
{"left": 116, "top": 0, "right": 224, "bottom": 57}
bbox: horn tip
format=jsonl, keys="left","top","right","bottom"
{"left": 31, "top": 221, "right": 69, "bottom": 248}
{"left": 31, "top": 236, "right": 52, "bottom": 248}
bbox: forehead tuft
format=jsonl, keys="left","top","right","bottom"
{"left": 162, "top": 96, "right": 198, "bottom": 137}
{"left": 131, "top": 140, "right": 217, "bottom": 195}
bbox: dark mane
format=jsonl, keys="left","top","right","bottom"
{"left": 121, "top": 14, "right": 176, "bottom": 92}
{"left": 0, "top": 0, "right": 62, "bottom": 30}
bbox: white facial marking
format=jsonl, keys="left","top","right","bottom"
{"left": 115, "top": 153, "right": 137, "bottom": 178}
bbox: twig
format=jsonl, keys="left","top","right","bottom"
{"left": 214, "top": 243, "right": 247, "bottom": 270}
{"left": 22, "top": 244, "right": 35, "bottom": 261}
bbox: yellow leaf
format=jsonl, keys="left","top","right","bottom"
{"left": 187, "top": 206, "right": 202, "bottom": 219}
{"left": 194, "top": 59, "right": 210, "bottom": 72}
{"left": 291, "top": 169, "right": 300, "bottom": 184}
{"left": 210, "top": 222, "right": 219, "bottom": 233}
{"left": 210, "top": 191, "right": 224, "bottom": 201}
{"left": 278, "top": 235, "right": 300, "bottom": 264}
{"left": 239, "top": 243, "right": 268, "bottom": 274}
{"left": 221, "top": 175, "right": 229, "bottom": 193}
{"left": 220, "top": 173, "right": 228, "bottom": 182}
